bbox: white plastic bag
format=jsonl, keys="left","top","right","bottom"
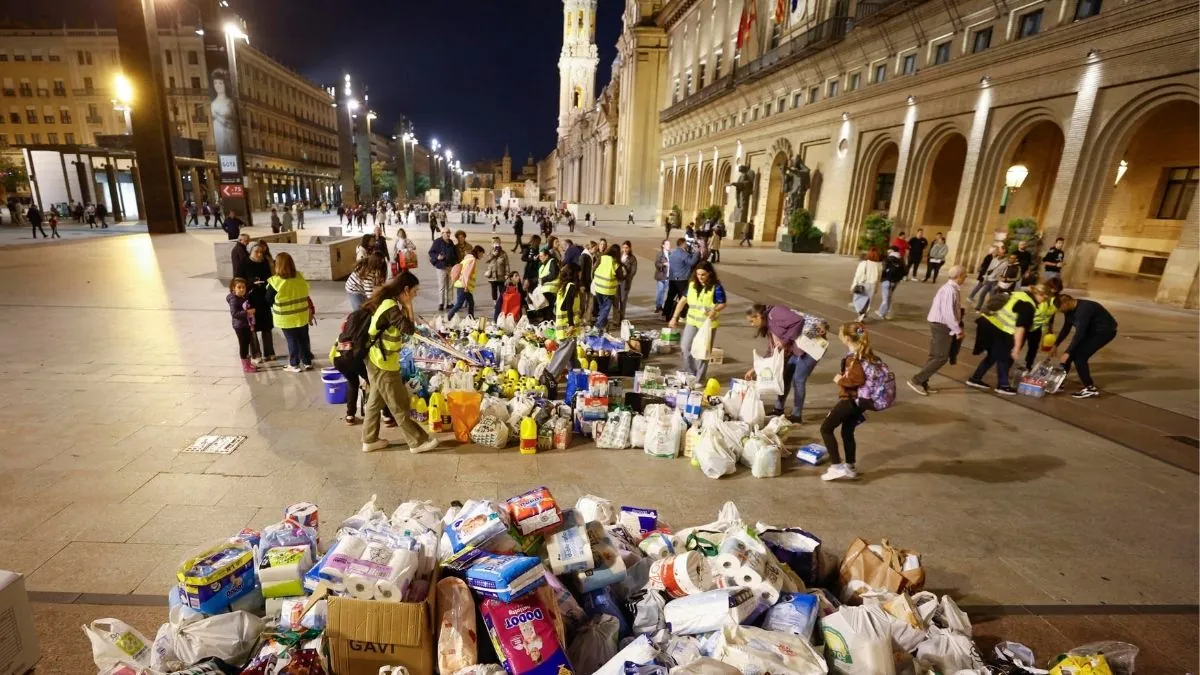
{"left": 644, "top": 409, "right": 683, "bottom": 459}
{"left": 721, "top": 378, "right": 750, "bottom": 417}
{"left": 694, "top": 425, "right": 738, "bottom": 479}
{"left": 689, "top": 319, "right": 714, "bottom": 361}
{"left": 914, "top": 627, "right": 985, "bottom": 674}
{"left": 171, "top": 611, "right": 264, "bottom": 667}
{"left": 738, "top": 382, "right": 766, "bottom": 428}
{"left": 83, "top": 619, "right": 154, "bottom": 672}
{"left": 669, "top": 657, "right": 741, "bottom": 674}
{"left": 821, "top": 605, "right": 897, "bottom": 675}
{"left": 630, "top": 414, "right": 648, "bottom": 448}
{"left": 753, "top": 349, "right": 786, "bottom": 396}
{"left": 437, "top": 578, "right": 479, "bottom": 675}
{"left": 596, "top": 410, "right": 634, "bottom": 449}
{"left": 752, "top": 443, "right": 782, "bottom": 478}
{"left": 715, "top": 624, "right": 828, "bottom": 674}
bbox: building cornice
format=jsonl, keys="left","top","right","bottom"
{"left": 655, "top": 0, "right": 700, "bottom": 32}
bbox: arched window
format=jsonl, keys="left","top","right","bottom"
{"left": 577, "top": 10, "right": 584, "bottom": 31}
{"left": 573, "top": 87, "right": 582, "bottom": 108}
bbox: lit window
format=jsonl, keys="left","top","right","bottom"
{"left": 902, "top": 54, "right": 917, "bottom": 75}
{"left": 1156, "top": 167, "right": 1199, "bottom": 220}
{"left": 933, "top": 42, "right": 952, "bottom": 65}
{"left": 1017, "top": 9, "right": 1043, "bottom": 38}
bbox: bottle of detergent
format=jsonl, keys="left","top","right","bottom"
{"left": 428, "top": 391, "right": 450, "bottom": 427}
{"left": 412, "top": 396, "right": 428, "bottom": 425}
{"left": 519, "top": 417, "right": 538, "bottom": 455}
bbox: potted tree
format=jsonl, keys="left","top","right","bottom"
{"left": 778, "top": 208, "right": 824, "bottom": 253}
{"left": 857, "top": 212, "right": 893, "bottom": 254}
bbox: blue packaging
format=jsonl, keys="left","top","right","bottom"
{"left": 760, "top": 528, "right": 823, "bottom": 587}
{"left": 581, "top": 587, "right": 631, "bottom": 638}
{"left": 176, "top": 542, "right": 256, "bottom": 614}
{"left": 762, "top": 592, "right": 819, "bottom": 640}
{"left": 796, "top": 443, "right": 828, "bottom": 466}
{"left": 465, "top": 553, "right": 547, "bottom": 602}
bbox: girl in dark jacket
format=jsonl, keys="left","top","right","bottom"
{"left": 227, "top": 278, "right": 258, "bottom": 373}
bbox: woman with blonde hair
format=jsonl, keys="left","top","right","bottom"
{"left": 267, "top": 252, "right": 314, "bottom": 372}
{"left": 820, "top": 322, "right": 879, "bottom": 481}
{"left": 850, "top": 249, "right": 882, "bottom": 321}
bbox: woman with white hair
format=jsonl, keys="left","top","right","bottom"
{"left": 907, "top": 264, "right": 967, "bottom": 396}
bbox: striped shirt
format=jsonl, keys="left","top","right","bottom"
{"left": 345, "top": 271, "right": 376, "bottom": 296}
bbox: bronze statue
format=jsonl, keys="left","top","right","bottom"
{"left": 729, "top": 164, "right": 756, "bottom": 224}
{"left": 783, "top": 154, "right": 811, "bottom": 219}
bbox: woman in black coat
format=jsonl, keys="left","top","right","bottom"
{"left": 243, "top": 242, "right": 277, "bottom": 361}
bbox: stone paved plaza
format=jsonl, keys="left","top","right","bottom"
{"left": 0, "top": 214, "right": 1196, "bottom": 670}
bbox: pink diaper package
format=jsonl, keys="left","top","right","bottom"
{"left": 480, "top": 595, "right": 575, "bottom": 675}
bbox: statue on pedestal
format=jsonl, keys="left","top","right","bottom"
{"left": 783, "top": 154, "right": 811, "bottom": 220}
{"left": 729, "top": 164, "right": 757, "bottom": 225}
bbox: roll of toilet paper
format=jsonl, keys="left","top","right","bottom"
{"left": 648, "top": 550, "right": 713, "bottom": 598}
{"left": 752, "top": 581, "right": 781, "bottom": 606}
{"left": 284, "top": 501, "right": 319, "bottom": 530}
{"left": 374, "top": 549, "right": 418, "bottom": 602}
{"left": 318, "top": 534, "right": 367, "bottom": 589}
{"left": 360, "top": 542, "right": 394, "bottom": 566}
{"left": 346, "top": 574, "right": 376, "bottom": 600}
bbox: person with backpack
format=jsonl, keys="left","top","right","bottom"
{"left": 267, "top": 252, "right": 315, "bottom": 372}
{"left": 361, "top": 273, "right": 439, "bottom": 454}
{"left": 745, "top": 304, "right": 824, "bottom": 422}
{"left": 966, "top": 284, "right": 1052, "bottom": 395}
{"left": 821, "top": 322, "right": 892, "bottom": 481}
{"left": 447, "top": 245, "right": 485, "bottom": 321}
{"left": 876, "top": 246, "right": 907, "bottom": 320}
{"left": 330, "top": 293, "right": 397, "bottom": 427}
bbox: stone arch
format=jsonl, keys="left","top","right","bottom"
{"left": 670, "top": 165, "right": 686, "bottom": 211}
{"left": 661, "top": 167, "right": 675, "bottom": 213}
{"left": 699, "top": 163, "right": 716, "bottom": 214}
{"left": 842, "top": 132, "right": 902, "bottom": 255}
{"left": 769, "top": 137, "right": 794, "bottom": 160}
{"left": 893, "top": 121, "right": 966, "bottom": 228}
{"left": 716, "top": 161, "right": 732, "bottom": 207}
{"left": 761, "top": 151, "right": 790, "bottom": 242}
{"left": 955, "top": 106, "right": 1062, "bottom": 269}
{"left": 682, "top": 164, "right": 699, "bottom": 220}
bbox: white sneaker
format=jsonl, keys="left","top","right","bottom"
{"left": 362, "top": 439, "right": 389, "bottom": 453}
{"left": 410, "top": 437, "right": 439, "bottom": 454}
{"left": 821, "top": 463, "right": 857, "bottom": 481}
{"left": 283, "top": 364, "right": 303, "bottom": 373}
{"left": 302, "top": 364, "right": 314, "bottom": 371}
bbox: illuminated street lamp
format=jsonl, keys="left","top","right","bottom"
{"left": 1114, "top": 159, "right": 1128, "bottom": 186}
{"left": 1005, "top": 164, "right": 1029, "bottom": 191}
{"left": 112, "top": 73, "right": 134, "bottom": 134}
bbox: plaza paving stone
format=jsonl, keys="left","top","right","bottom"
{"left": 0, "top": 214, "right": 1195, "bottom": 622}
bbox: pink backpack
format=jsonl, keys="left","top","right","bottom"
{"left": 856, "top": 356, "right": 896, "bottom": 410}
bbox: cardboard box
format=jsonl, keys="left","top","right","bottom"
{"left": 325, "top": 580, "right": 438, "bottom": 675}
{"left": 0, "top": 570, "right": 40, "bottom": 675}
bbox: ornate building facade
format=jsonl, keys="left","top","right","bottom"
{"left": 655, "top": 0, "right": 1199, "bottom": 306}
{"left": 555, "top": 0, "right": 667, "bottom": 212}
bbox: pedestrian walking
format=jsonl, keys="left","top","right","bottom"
{"left": 267, "top": 252, "right": 315, "bottom": 372}
{"left": 907, "top": 265, "right": 967, "bottom": 396}
{"left": 95, "top": 202, "right": 108, "bottom": 228}
{"left": 270, "top": 207, "right": 282, "bottom": 233}
{"left": 653, "top": 239, "right": 670, "bottom": 314}
{"left": 1053, "top": 294, "right": 1118, "bottom": 399}
{"left": 668, "top": 261, "right": 726, "bottom": 381}
{"left": 906, "top": 229, "right": 927, "bottom": 280}
{"left": 850, "top": 249, "right": 882, "bottom": 321}
{"left": 48, "top": 207, "right": 61, "bottom": 239}
{"left": 746, "top": 303, "right": 820, "bottom": 422}
{"left": 876, "top": 247, "right": 906, "bottom": 320}
{"left": 281, "top": 207, "right": 294, "bottom": 233}
{"left": 202, "top": 201, "right": 212, "bottom": 227}
{"left": 27, "top": 203, "right": 47, "bottom": 238}
{"left": 447, "top": 245, "right": 485, "bottom": 321}
{"left": 187, "top": 202, "right": 199, "bottom": 227}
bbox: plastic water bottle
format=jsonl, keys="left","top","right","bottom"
{"left": 519, "top": 417, "right": 538, "bottom": 455}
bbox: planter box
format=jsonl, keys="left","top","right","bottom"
{"left": 779, "top": 234, "right": 823, "bottom": 253}
{"left": 214, "top": 232, "right": 359, "bottom": 281}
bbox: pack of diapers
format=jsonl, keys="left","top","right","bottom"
{"left": 480, "top": 595, "right": 574, "bottom": 675}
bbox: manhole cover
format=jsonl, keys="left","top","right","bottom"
{"left": 1165, "top": 435, "right": 1200, "bottom": 449}
{"left": 183, "top": 435, "right": 247, "bottom": 455}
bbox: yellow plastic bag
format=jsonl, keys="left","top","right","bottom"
{"left": 1049, "top": 654, "right": 1114, "bottom": 675}
{"left": 446, "top": 391, "right": 482, "bottom": 443}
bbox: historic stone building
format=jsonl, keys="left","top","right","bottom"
{"left": 0, "top": 25, "right": 343, "bottom": 210}
{"left": 655, "top": 0, "right": 1199, "bottom": 306}
{"left": 555, "top": 0, "right": 668, "bottom": 215}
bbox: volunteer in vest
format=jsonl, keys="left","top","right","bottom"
{"left": 1021, "top": 282, "right": 1059, "bottom": 371}
{"left": 266, "top": 252, "right": 314, "bottom": 373}
{"left": 535, "top": 247, "right": 560, "bottom": 322}
{"left": 745, "top": 303, "right": 821, "bottom": 422}
{"left": 590, "top": 244, "right": 622, "bottom": 331}
{"left": 554, "top": 263, "right": 582, "bottom": 339}
{"left": 966, "top": 284, "right": 1051, "bottom": 395}
{"left": 1053, "top": 294, "right": 1118, "bottom": 399}
{"left": 447, "top": 245, "right": 486, "bottom": 321}
{"left": 668, "top": 261, "right": 727, "bottom": 380}
{"left": 361, "top": 273, "right": 439, "bottom": 454}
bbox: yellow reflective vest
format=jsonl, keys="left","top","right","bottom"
{"left": 268, "top": 274, "right": 311, "bottom": 329}
{"left": 591, "top": 255, "right": 618, "bottom": 296}
{"left": 985, "top": 291, "right": 1036, "bottom": 335}
{"left": 555, "top": 282, "right": 580, "bottom": 335}
{"left": 539, "top": 259, "right": 560, "bottom": 294}
{"left": 368, "top": 299, "right": 406, "bottom": 371}
{"left": 686, "top": 285, "right": 718, "bottom": 328}
{"left": 454, "top": 255, "right": 478, "bottom": 293}
{"left": 1033, "top": 299, "right": 1055, "bottom": 331}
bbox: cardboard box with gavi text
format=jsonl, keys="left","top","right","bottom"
{"left": 324, "top": 581, "right": 437, "bottom": 675}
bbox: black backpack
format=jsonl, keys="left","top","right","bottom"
{"left": 333, "top": 306, "right": 379, "bottom": 371}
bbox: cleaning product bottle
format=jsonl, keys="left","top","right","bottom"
{"left": 412, "top": 396, "right": 428, "bottom": 425}
{"left": 428, "top": 392, "right": 446, "bottom": 431}
{"left": 703, "top": 378, "right": 722, "bottom": 398}
{"left": 519, "top": 417, "right": 538, "bottom": 455}
{"left": 428, "top": 401, "right": 443, "bottom": 433}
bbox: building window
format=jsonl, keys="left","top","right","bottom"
{"left": 777, "top": 97, "right": 785, "bottom": 113}
{"left": 25, "top": 107, "right": 36, "bottom": 123}
{"left": 0, "top": 134, "right": 6, "bottom": 147}
{"left": 64, "top": 132, "right": 74, "bottom": 144}
{"left": 685, "top": 70, "right": 693, "bottom": 96}
{"left": 47, "top": 132, "right": 57, "bottom": 144}
{"left": 848, "top": 72, "right": 861, "bottom": 91}
{"left": 698, "top": 62, "right": 706, "bottom": 88}
{"left": 31, "top": 50, "right": 43, "bottom": 62}
{"left": 763, "top": 102, "right": 771, "bottom": 118}
{"left": 792, "top": 92, "right": 803, "bottom": 108}
{"left": 165, "top": 49, "right": 173, "bottom": 65}
{"left": 0, "top": 53, "right": 7, "bottom": 62}
{"left": 13, "top": 51, "right": 25, "bottom": 62}
{"left": 874, "top": 172, "right": 896, "bottom": 211}
{"left": 902, "top": 54, "right": 917, "bottom": 75}
{"left": 1018, "top": 9, "right": 1043, "bottom": 38}
{"left": 60, "top": 107, "right": 71, "bottom": 123}
{"left": 713, "top": 51, "right": 722, "bottom": 78}
{"left": 168, "top": 76, "right": 177, "bottom": 89}
{"left": 30, "top": 133, "right": 40, "bottom": 144}
{"left": 190, "top": 76, "right": 201, "bottom": 89}
{"left": 187, "top": 50, "right": 199, "bottom": 65}
{"left": 827, "top": 79, "right": 840, "bottom": 97}
{"left": 933, "top": 41, "right": 952, "bottom": 65}
{"left": 1156, "top": 167, "right": 1199, "bottom": 220}
{"left": 1075, "top": 0, "right": 1101, "bottom": 20}
{"left": 14, "top": 133, "right": 25, "bottom": 144}
{"left": 8, "top": 113, "right": 17, "bottom": 124}
{"left": 673, "top": 77, "right": 680, "bottom": 103}
{"left": 808, "top": 86, "right": 819, "bottom": 103}
{"left": 874, "top": 63, "right": 887, "bottom": 83}
{"left": 53, "top": 79, "right": 65, "bottom": 96}
{"left": 48, "top": 51, "right": 60, "bottom": 62}
{"left": 83, "top": 76, "right": 94, "bottom": 92}
{"left": 752, "top": 106, "right": 759, "bottom": 120}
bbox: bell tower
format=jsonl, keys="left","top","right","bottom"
{"left": 558, "top": 0, "right": 599, "bottom": 138}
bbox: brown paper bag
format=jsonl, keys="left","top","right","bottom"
{"left": 838, "top": 538, "right": 925, "bottom": 603}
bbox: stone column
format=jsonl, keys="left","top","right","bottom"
{"left": 946, "top": 87, "right": 994, "bottom": 269}
{"left": 1155, "top": 200, "right": 1200, "bottom": 307}
{"left": 889, "top": 104, "right": 918, "bottom": 227}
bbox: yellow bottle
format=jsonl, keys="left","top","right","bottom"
{"left": 428, "top": 392, "right": 448, "bottom": 427}
{"left": 519, "top": 417, "right": 538, "bottom": 455}
{"left": 589, "top": 359, "right": 599, "bottom": 372}
{"left": 412, "top": 397, "right": 428, "bottom": 424}
{"left": 703, "top": 378, "right": 722, "bottom": 398}
{"left": 428, "top": 402, "right": 443, "bottom": 433}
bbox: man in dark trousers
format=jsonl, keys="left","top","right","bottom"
{"left": 906, "top": 229, "right": 928, "bottom": 281}
{"left": 429, "top": 227, "right": 460, "bottom": 311}
{"left": 27, "top": 203, "right": 47, "bottom": 238}
{"left": 222, "top": 210, "right": 244, "bottom": 240}
{"left": 512, "top": 214, "right": 525, "bottom": 252}
{"left": 1042, "top": 237, "right": 1066, "bottom": 282}
{"left": 231, "top": 233, "right": 251, "bottom": 280}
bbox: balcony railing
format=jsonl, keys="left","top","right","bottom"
{"left": 660, "top": 16, "right": 851, "bottom": 123}
{"left": 61, "top": 114, "right": 72, "bottom": 123}
{"left": 18, "top": 87, "right": 33, "bottom": 97}
{"left": 1, "top": 89, "right": 13, "bottom": 97}
{"left": 36, "top": 88, "right": 49, "bottom": 97}
{"left": 166, "top": 87, "right": 206, "bottom": 97}
{"left": 43, "top": 116, "right": 54, "bottom": 124}
{"left": 73, "top": 88, "right": 101, "bottom": 96}
{"left": 854, "top": 0, "right": 926, "bottom": 27}
{"left": 53, "top": 87, "right": 66, "bottom": 96}
{"left": 85, "top": 115, "right": 103, "bottom": 124}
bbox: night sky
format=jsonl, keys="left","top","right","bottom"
{"left": 0, "top": 0, "right": 624, "bottom": 163}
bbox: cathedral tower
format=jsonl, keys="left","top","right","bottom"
{"left": 558, "top": 0, "right": 599, "bottom": 139}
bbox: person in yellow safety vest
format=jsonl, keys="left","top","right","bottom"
{"left": 554, "top": 263, "right": 582, "bottom": 339}
{"left": 1022, "top": 277, "right": 1061, "bottom": 370}
{"left": 535, "top": 247, "right": 560, "bottom": 323}
{"left": 590, "top": 244, "right": 624, "bottom": 331}
{"left": 447, "top": 245, "right": 486, "bottom": 321}
{"left": 966, "top": 283, "right": 1051, "bottom": 395}
{"left": 362, "top": 272, "right": 440, "bottom": 455}
{"left": 668, "top": 261, "right": 728, "bottom": 380}
{"left": 266, "top": 252, "right": 315, "bottom": 372}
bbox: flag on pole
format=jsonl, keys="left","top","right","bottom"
{"left": 774, "top": 0, "right": 787, "bottom": 25}
{"left": 737, "top": 0, "right": 759, "bottom": 55}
